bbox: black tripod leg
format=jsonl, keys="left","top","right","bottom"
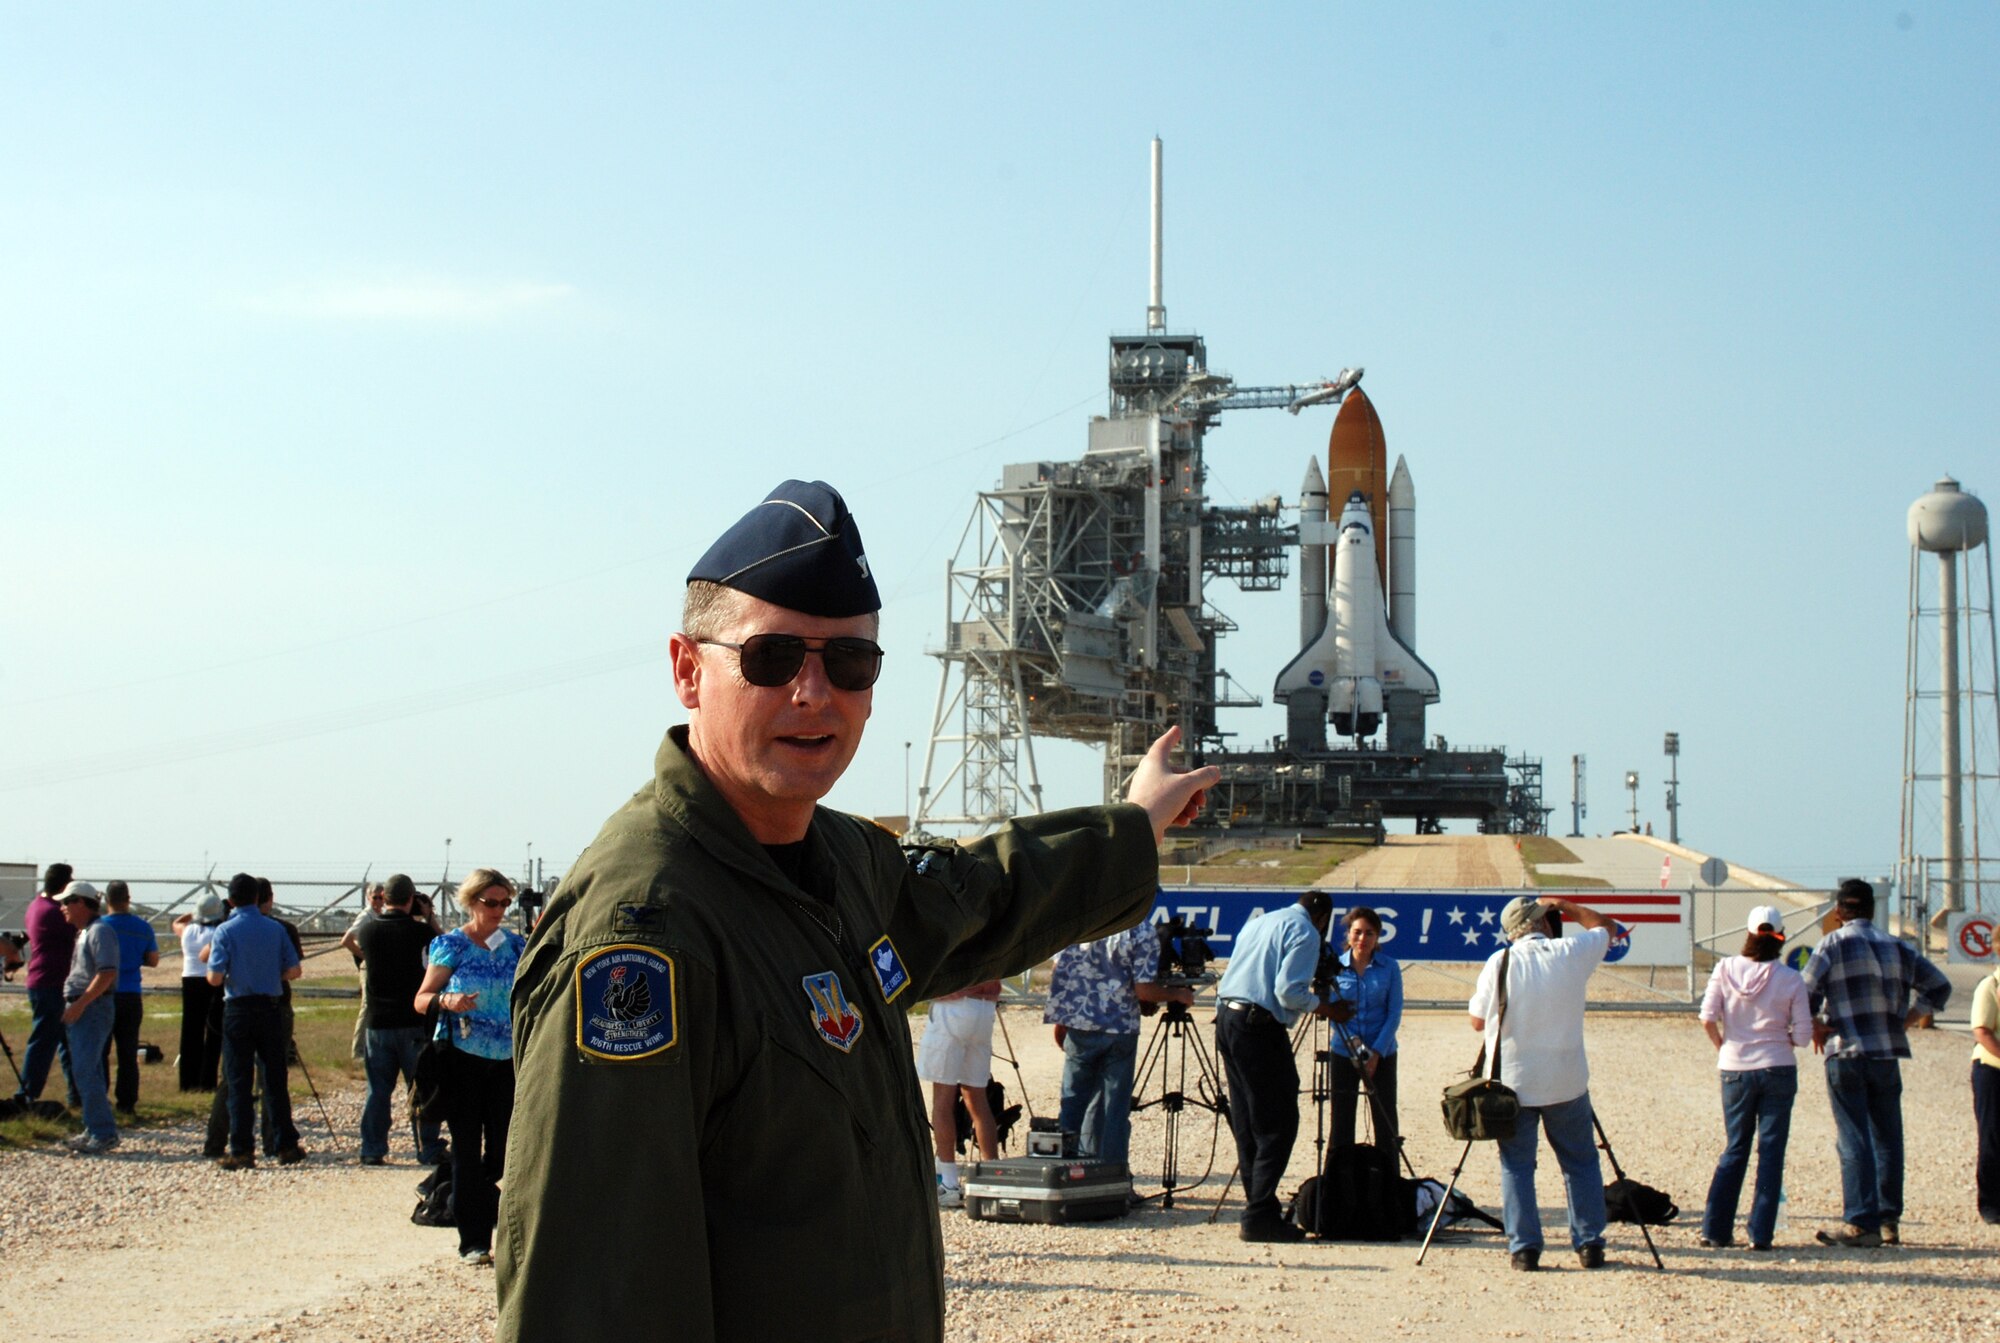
{"left": 0, "top": 1029, "right": 23, "bottom": 1089}
{"left": 992, "top": 1009, "right": 1036, "bottom": 1126}
{"left": 1416, "top": 1139, "right": 1476, "bottom": 1265}
{"left": 1591, "top": 1109, "right": 1663, "bottom": 1270}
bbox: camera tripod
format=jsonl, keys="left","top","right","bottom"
{"left": 1416, "top": 1106, "right": 1663, "bottom": 1270}
{"left": 1293, "top": 1006, "right": 1415, "bottom": 1183}
{"left": 1131, "top": 995, "right": 1229, "bottom": 1209}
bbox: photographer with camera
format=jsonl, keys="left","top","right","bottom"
{"left": 1467, "top": 895, "right": 1613, "bottom": 1271}
{"left": 1328, "top": 905, "right": 1404, "bottom": 1157}
{"left": 1214, "top": 891, "right": 1344, "bottom": 1242}
{"left": 1045, "top": 922, "right": 1194, "bottom": 1168}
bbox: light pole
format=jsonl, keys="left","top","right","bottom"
{"left": 1663, "top": 732, "right": 1680, "bottom": 845}
{"left": 1624, "top": 772, "right": 1639, "bottom": 833}
{"left": 903, "top": 741, "right": 912, "bottom": 828}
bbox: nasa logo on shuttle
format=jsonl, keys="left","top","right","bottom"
{"left": 1308, "top": 670, "right": 1325, "bottom": 687}
{"left": 1603, "top": 922, "right": 1632, "bottom": 963}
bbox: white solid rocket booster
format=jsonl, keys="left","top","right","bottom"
{"left": 1387, "top": 455, "right": 1415, "bottom": 650}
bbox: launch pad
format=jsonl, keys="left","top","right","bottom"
{"left": 913, "top": 140, "right": 1546, "bottom": 841}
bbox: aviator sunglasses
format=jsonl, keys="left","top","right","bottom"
{"left": 695, "top": 633, "right": 885, "bottom": 692}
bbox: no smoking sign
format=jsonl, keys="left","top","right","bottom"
{"left": 1950, "top": 913, "right": 1997, "bottom": 965}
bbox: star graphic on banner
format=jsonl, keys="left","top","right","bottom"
{"left": 1447, "top": 907, "right": 1466, "bottom": 925}
{"left": 1493, "top": 930, "right": 1510, "bottom": 945}
{"left": 1476, "top": 908, "right": 1497, "bottom": 926}
{"left": 1463, "top": 928, "right": 1483, "bottom": 945}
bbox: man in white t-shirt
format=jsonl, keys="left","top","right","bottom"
{"left": 1467, "top": 895, "right": 1613, "bottom": 1272}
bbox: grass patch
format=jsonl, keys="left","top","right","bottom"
{"left": 1517, "top": 837, "right": 1583, "bottom": 866}
{"left": 1528, "top": 872, "right": 1614, "bottom": 889}
{"left": 1515, "top": 836, "right": 1612, "bottom": 889}
{"left": 1165, "top": 841, "right": 1371, "bottom": 888}
{"left": 0, "top": 996, "right": 367, "bottom": 1150}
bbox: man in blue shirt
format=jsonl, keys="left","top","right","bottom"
{"left": 1044, "top": 920, "right": 1193, "bottom": 1167}
{"left": 1802, "top": 878, "right": 1951, "bottom": 1248}
{"left": 207, "top": 872, "right": 304, "bottom": 1170}
{"left": 99, "top": 880, "right": 160, "bottom": 1116}
{"left": 1213, "top": 891, "right": 1341, "bottom": 1241}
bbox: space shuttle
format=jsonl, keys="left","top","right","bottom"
{"left": 1275, "top": 388, "right": 1439, "bottom": 750}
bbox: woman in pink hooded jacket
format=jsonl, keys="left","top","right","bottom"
{"left": 1697, "top": 905, "right": 1813, "bottom": 1250}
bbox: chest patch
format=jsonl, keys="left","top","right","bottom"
{"left": 575, "top": 944, "right": 678, "bottom": 1061}
{"left": 802, "top": 971, "right": 865, "bottom": 1053}
{"left": 867, "top": 935, "right": 911, "bottom": 1005}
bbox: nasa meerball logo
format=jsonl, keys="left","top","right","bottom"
{"left": 576, "top": 945, "right": 678, "bottom": 1061}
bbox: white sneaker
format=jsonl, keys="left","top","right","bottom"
{"left": 937, "top": 1182, "right": 964, "bottom": 1210}
{"left": 461, "top": 1249, "right": 493, "bottom": 1266}
{"left": 66, "top": 1133, "right": 119, "bottom": 1154}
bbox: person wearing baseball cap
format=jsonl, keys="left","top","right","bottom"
{"left": 57, "top": 881, "right": 122, "bottom": 1152}
{"left": 1696, "top": 905, "right": 1811, "bottom": 1250}
{"left": 497, "top": 479, "right": 1220, "bottom": 1343}
{"left": 1467, "top": 895, "right": 1616, "bottom": 1270}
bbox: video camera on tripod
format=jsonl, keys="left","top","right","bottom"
{"left": 1152, "top": 915, "right": 1218, "bottom": 993}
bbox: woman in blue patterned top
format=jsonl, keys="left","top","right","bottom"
{"left": 1329, "top": 905, "right": 1405, "bottom": 1157}
{"left": 415, "top": 867, "right": 526, "bottom": 1267}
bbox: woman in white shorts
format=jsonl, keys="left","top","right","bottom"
{"left": 919, "top": 981, "right": 1002, "bottom": 1207}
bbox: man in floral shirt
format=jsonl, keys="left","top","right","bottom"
{"left": 1043, "top": 914, "right": 1191, "bottom": 1166}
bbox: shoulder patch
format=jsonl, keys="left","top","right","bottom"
{"left": 575, "top": 944, "right": 679, "bottom": 1061}
{"left": 867, "top": 935, "right": 911, "bottom": 1004}
{"left": 802, "top": 971, "right": 865, "bottom": 1052}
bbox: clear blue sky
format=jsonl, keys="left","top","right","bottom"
{"left": 5, "top": 5, "right": 1994, "bottom": 889}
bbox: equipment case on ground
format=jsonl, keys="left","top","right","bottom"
{"left": 961, "top": 1155, "right": 1133, "bottom": 1224}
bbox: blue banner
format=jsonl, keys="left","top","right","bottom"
{"left": 1150, "top": 887, "right": 1658, "bottom": 965}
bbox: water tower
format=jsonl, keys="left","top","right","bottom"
{"left": 1900, "top": 476, "right": 1998, "bottom": 920}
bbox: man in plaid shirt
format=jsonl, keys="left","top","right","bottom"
{"left": 1801, "top": 878, "right": 1951, "bottom": 1248}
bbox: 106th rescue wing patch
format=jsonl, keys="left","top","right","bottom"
{"left": 576, "top": 944, "right": 678, "bottom": 1062}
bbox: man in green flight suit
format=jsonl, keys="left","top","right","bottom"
{"left": 498, "top": 479, "right": 1217, "bottom": 1343}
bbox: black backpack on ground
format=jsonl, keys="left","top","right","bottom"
{"left": 410, "top": 1161, "right": 455, "bottom": 1228}
{"left": 952, "top": 1078, "right": 1023, "bottom": 1154}
{"left": 1291, "top": 1142, "right": 1416, "bottom": 1240}
{"left": 1604, "top": 1177, "right": 1678, "bottom": 1225}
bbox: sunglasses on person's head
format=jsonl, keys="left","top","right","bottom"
{"left": 695, "top": 634, "right": 885, "bottom": 692}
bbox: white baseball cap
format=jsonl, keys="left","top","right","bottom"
{"left": 1747, "top": 905, "right": 1787, "bottom": 937}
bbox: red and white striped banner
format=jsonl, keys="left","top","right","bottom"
{"left": 1567, "top": 891, "right": 1691, "bottom": 965}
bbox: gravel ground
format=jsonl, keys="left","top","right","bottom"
{"left": 4, "top": 1007, "right": 1995, "bottom": 1342}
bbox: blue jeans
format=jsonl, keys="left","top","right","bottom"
{"left": 1496, "top": 1091, "right": 1607, "bottom": 1254}
{"left": 1057, "top": 1029, "right": 1139, "bottom": 1165}
{"left": 1825, "top": 1056, "right": 1903, "bottom": 1231}
{"left": 1701, "top": 1065, "right": 1796, "bottom": 1246}
{"left": 362, "top": 1026, "right": 445, "bottom": 1162}
{"left": 18, "top": 984, "right": 78, "bottom": 1105}
{"left": 62, "top": 998, "right": 118, "bottom": 1142}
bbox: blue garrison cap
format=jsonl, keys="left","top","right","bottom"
{"left": 687, "top": 480, "right": 880, "bottom": 617}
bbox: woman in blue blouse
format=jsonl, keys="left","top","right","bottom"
{"left": 414, "top": 868, "right": 526, "bottom": 1266}
{"left": 1330, "top": 905, "right": 1404, "bottom": 1155}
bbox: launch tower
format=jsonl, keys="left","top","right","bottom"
{"left": 914, "top": 141, "right": 1545, "bottom": 839}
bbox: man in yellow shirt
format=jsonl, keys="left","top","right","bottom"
{"left": 1971, "top": 966, "right": 2000, "bottom": 1224}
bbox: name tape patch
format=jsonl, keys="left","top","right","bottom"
{"left": 576, "top": 944, "right": 678, "bottom": 1061}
